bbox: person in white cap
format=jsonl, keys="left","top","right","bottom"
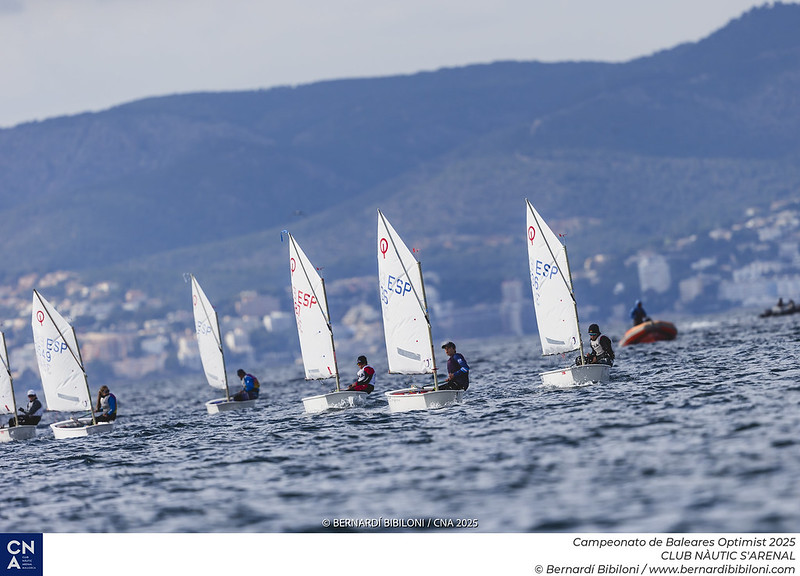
{"left": 10, "top": 390, "right": 43, "bottom": 427}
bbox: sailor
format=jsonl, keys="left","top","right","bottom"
{"left": 234, "top": 369, "right": 260, "bottom": 401}
{"left": 95, "top": 385, "right": 117, "bottom": 422}
{"left": 8, "top": 390, "right": 43, "bottom": 427}
{"left": 439, "top": 342, "right": 470, "bottom": 391}
{"left": 347, "top": 355, "right": 375, "bottom": 393}
{"left": 630, "top": 300, "right": 650, "bottom": 326}
{"left": 582, "top": 324, "right": 615, "bottom": 366}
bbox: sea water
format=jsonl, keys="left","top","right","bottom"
{"left": 2, "top": 309, "right": 798, "bottom": 533}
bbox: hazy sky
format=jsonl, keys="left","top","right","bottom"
{"left": 0, "top": 0, "right": 791, "bottom": 128}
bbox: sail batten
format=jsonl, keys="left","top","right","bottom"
{"left": 191, "top": 276, "right": 229, "bottom": 393}
{"left": 526, "top": 200, "right": 582, "bottom": 356}
{"left": 377, "top": 210, "right": 435, "bottom": 376}
{"left": 288, "top": 234, "right": 339, "bottom": 385}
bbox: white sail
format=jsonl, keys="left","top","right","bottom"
{"left": 191, "top": 276, "right": 228, "bottom": 392}
{"left": 0, "top": 332, "right": 15, "bottom": 416}
{"left": 288, "top": 234, "right": 338, "bottom": 382}
{"left": 526, "top": 199, "right": 581, "bottom": 356}
{"left": 31, "top": 290, "right": 92, "bottom": 413}
{"left": 377, "top": 210, "right": 435, "bottom": 375}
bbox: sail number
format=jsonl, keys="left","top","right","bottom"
{"left": 381, "top": 275, "right": 412, "bottom": 304}
{"left": 196, "top": 321, "right": 213, "bottom": 335}
{"left": 531, "top": 259, "right": 559, "bottom": 290}
{"left": 294, "top": 289, "right": 317, "bottom": 313}
{"left": 39, "top": 338, "right": 68, "bottom": 362}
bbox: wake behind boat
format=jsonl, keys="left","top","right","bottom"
{"left": 620, "top": 320, "right": 678, "bottom": 346}
{"left": 0, "top": 331, "right": 37, "bottom": 443}
{"left": 31, "top": 290, "right": 115, "bottom": 440}
{"left": 378, "top": 210, "right": 463, "bottom": 412}
{"left": 286, "top": 232, "right": 366, "bottom": 413}
{"left": 190, "top": 275, "right": 256, "bottom": 414}
{"left": 526, "top": 199, "right": 610, "bottom": 386}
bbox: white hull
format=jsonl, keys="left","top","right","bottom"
{"left": 302, "top": 390, "right": 367, "bottom": 414}
{"left": 0, "top": 425, "right": 37, "bottom": 443}
{"left": 385, "top": 388, "right": 463, "bottom": 413}
{"left": 51, "top": 418, "right": 114, "bottom": 440}
{"left": 205, "top": 397, "right": 257, "bottom": 414}
{"left": 540, "top": 363, "right": 610, "bottom": 387}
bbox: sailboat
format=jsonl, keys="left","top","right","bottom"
{"left": 190, "top": 275, "right": 256, "bottom": 414}
{"left": 31, "top": 290, "right": 115, "bottom": 439}
{"left": 377, "top": 210, "right": 463, "bottom": 412}
{"left": 0, "top": 332, "right": 37, "bottom": 442}
{"left": 526, "top": 199, "right": 610, "bottom": 386}
{"left": 286, "top": 232, "right": 367, "bottom": 413}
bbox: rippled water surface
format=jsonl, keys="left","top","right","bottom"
{"left": 3, "top": 310, "right": 799, "bottom": 533}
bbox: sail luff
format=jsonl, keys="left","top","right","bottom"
{"left": 71, "top": 328, "right": 97, "bottom": 425}
{"left": 320, "top": 277, "right": 341, "bottom": 391}
{"left": 562, "top": 245, "right": 587, "bottom": 366}
{"left": 212, "top": 296, "right": 231, "bottom": 400}
{"left": 417, "top": 261, "right": 438, "bottom": 390}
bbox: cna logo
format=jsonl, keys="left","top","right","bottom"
{"left": 1, "top": 534, "right": 42, "bottom": 575}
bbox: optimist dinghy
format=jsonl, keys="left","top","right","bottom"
{"left": 190, "top": 275, "right": 256, "bottom": 414}
{"left": 286, "top": 232, "right": 366, "bottom": 413}
{"left": 31, "top": 290, "right": 115, "bottom": 439}
{"left": 0, "top": 332, "right": 37, "bottom": 443}
{"left": 377, "top": 210, "right": 462, "bottom": 413}
{"left": 526, "top": 199, "right": 610, "bottom": 386}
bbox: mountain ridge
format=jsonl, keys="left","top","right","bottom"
{"left": 2, "top": 3, "right": 800, "bottom": 325}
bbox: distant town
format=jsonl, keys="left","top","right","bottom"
{"left": 3, "top": 198, "right": 798, "bottom": 390}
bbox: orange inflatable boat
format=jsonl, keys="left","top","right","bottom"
{"left": 620, "top": 320, "right": 677, "bottom": 346}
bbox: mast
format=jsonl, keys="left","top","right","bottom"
{"left": 213, "top": 295, "right": 231, "bottom": 401}
{"left": 0, "top": 332, "right": 18, "bottom": 417}
{"left": 319, "top": 277, "right": 341, "bottom": 391}
{"left": 72, "top": 329, "right": 98, "bottom": 425}
{"left": 417, "top": 261, "right": 439, "bottom": 390}
{"left": 562, "top": 245, "right": 587, "bottom": 366}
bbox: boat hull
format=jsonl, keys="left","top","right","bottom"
{"left": 759, "top": 304, "right": 799, "bottom": 318}
{"left": 0, "top": 425, "right": 37, "bottom": 443}
{"left": 620, "top": 320, "right": 677, "bottom": 346}
{"left": 51, "top": 418, "right": 114, "bottom": 440}
{"left": 205, "top": 398, "right": 257, "bottom": 414}
{"left": 385, "top": 388, "right": 463, "bottom": 413}
{"left": 540, "top": 363, "right": 610, "bottom": 387}
{"left": 302, "top": 390, "right": 367, "bottom": 414}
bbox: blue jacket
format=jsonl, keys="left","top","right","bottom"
{"left": 242, "top": 374, "right": 256, "bottom": 393}
{"left": 105, "top": 393, "right": 117, "bottom": 416}
{"left": 447, "top": 353, "right": 470, "bottom": 384}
